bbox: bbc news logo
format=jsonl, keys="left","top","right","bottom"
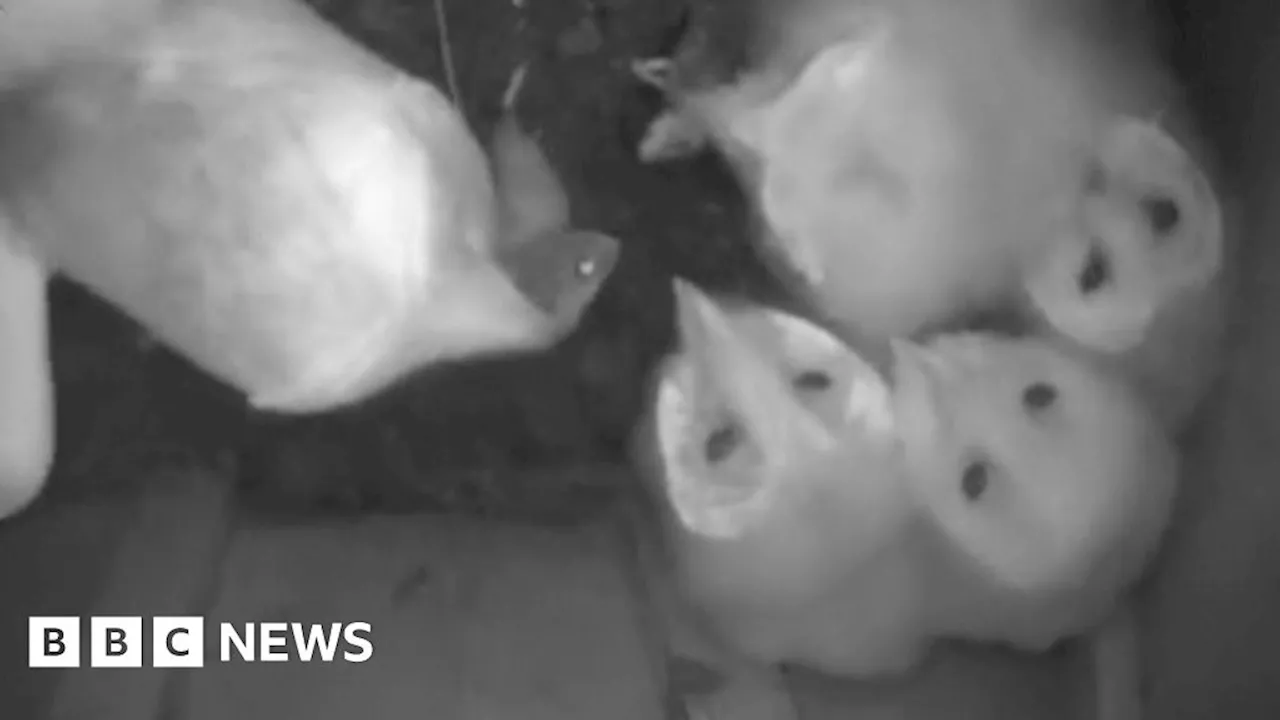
{"left": 29, "top": 617, "right": 373, "bottom": 668}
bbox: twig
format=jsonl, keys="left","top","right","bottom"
{"left": 433, "top": 0, "right": 462, "bottom": 107}
{"left": 501, "top": 62, "right": 529, "bottom": 112}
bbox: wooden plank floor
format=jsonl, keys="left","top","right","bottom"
{"left": 0, "top": 490, "right": 144, "bottom": 718}
{"left": 50, "top": 469, "right": 236, "bottom": 720}
{"left": 175, "top": 511, "right": 664, "bottom": 720}
{"left": 0, "top": 466, "right": 235, "bottom": 720}
{"left": 1, "top": 464, "right": 1095, "bottom": 720}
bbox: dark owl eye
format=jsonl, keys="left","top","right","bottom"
{"left": 703, "top": 422, "right": 742, "bottom": 464}
{"left": 1022, "top": 382, "right": 1058, "bottom": 411}
{"left": 1077, "top": 243, "right": 1111, "bottom": 295}
{"left": 960, "top": 460, "right": 990, "bottom": 501}
{"left": 1141, "top": 194, "right": 1180, "bottom": 235}
{"left": 793, "top": 370, "right": 833, "bottom": 391}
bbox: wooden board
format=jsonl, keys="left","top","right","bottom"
{"left": 176, "top": 513, "right": 664, "bottom": 720}
{"left": 1138, "top": 10, "right": 1280, "bottom": 715}
{"left": 2, "top": 459, "right": 1101, "bottom": 720}
{"left": 0, "top": 495, "right": 136, "bottom": 718}
{"left": 0, "top": 466, "right": 235, "bottom": 720}
{"left": 787, "top": 641, "right": 1088, "bottom": 720}
{"left": 50, "top": 468, "right": 236, "bottom": 720}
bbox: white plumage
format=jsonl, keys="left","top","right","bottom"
{"left": 0, "top": 0, "right": 619, "bottom": 517}
{"left": 638, "top": 281, "right": 1180, "bottom": 688}
{"left": 636, "top": 0, "right": 1174, "bottom": 346}
{"left": 627, "top": 3, "right": 1221, "bottom": 719}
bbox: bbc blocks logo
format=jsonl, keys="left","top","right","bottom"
{"left": 29, "top": 616, "right": 373, "bottom": 668}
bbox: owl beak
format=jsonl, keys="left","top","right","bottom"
{"left": 672, "top": 279, "right": 753, "bottom": 380}
{"left": 888, "top": 338, "right": 947, "bottom": 455}
{"left": 672, "top": 278, "right": 729, "bottom": 342}
{"left": 671, "top": 279, "right": 771, "bottom": 406}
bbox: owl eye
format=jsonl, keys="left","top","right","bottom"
{"left": 703, "top": 422, "right": 743, "bottom": 464}
{"left": 1021, "top": 382, "right": 1058, "bottom": 412}
{"left": 793, "top": 370, "right": 833, "bottom": 391}
{"left": 960, "top": 459, "right": 990, "bottom": 501}
{"left": 1077, "top": 243, "right": 1112, "bottom": 295}
{"left": 1141, "top": 194, "right": 1180, "bottom": 235}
